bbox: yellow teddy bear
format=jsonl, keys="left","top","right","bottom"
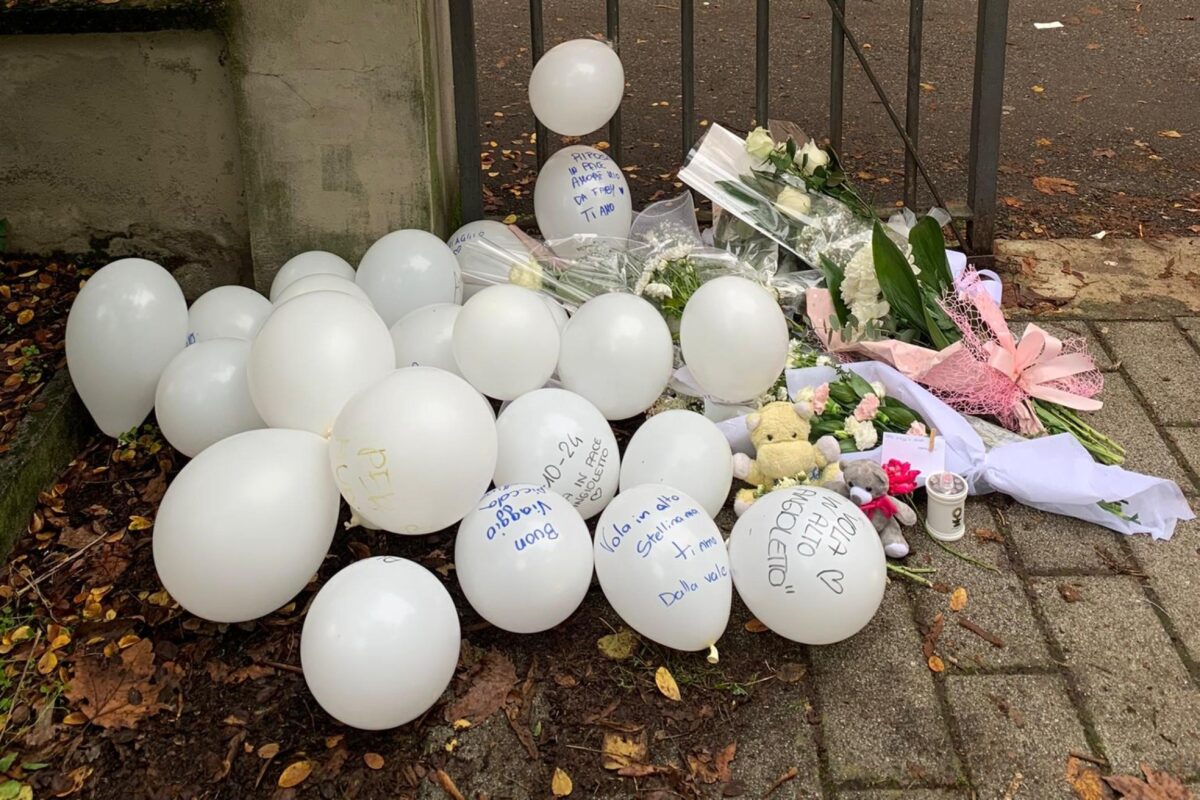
{"left": 731, "top": 401, "right": 844, "bottom": 516}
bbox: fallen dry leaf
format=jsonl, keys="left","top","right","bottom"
{"left": 928, "top": 655, "right": 946, "bottom": 673}
{"left": 597, "top": 628, "right": 639, "bottom": 661}
{"left": 950, "top": 586, "right": 968, "bottom": 612}
{"left": 1058, "top": 583, "right": 1084, "bottom": 603}
{"left": 551, "top": 767, "right": 573, "bottom": 797}
{"left": 443, "top": 650, "right": 517, "bottom": 724}
{"left": 655, "top": 666, "right": 681, "bottom": 701}
{"left": 1104, "top": 761, "right": 1195, "bottom": 799}
{"left": 278, "top": 760, "right": 312, "bottom": 789}
{"left": 257, "top": 743, "right": 280, "bottom": 759}
{"left": 775, "top": 662, "right": 806, "bottom": 683}
{"left": 1033, "top": 176, "right": 1079, "bottom": 196}
{"left": 1158, "top": 130, "right": 1183, "bottom": 139}
{"left": 714, "top": 742, "right": 737, "bottom": 783}
{"left": 744, "top": 618, "right": 769, "bottom": 633}
{"left": 602, "top": 731, "right": 648, "bottom": 770}
{"left": 435, "top": 769, "right": 467, "bottom": 800}
{"left": 65, "top": 638, "right": 164, "bottom": 729}
{"left": 364, "top": 752, "right": 384, "bottom": 770}
{"left": 501, "top": 214, "right": 518, "bottom": 225}
{"left": 1066, "top": 756, "right": 1112, "bottom": 800}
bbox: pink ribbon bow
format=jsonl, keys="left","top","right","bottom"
{"left": 975, "top": 300, "right": 1102, "bottom": 413}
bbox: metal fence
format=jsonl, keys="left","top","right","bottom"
{"left": 448, "top": 0, "right": 1010, "bottom": 256}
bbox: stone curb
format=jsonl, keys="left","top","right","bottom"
{"left": 0, "top": 370, "right": 91, "bottom": 561}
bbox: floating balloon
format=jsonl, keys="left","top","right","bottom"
{"left": 619, "top": 410, "right": 733, "bottom": 518}
{"left": 269, "top": 251, "right": 355, "bottom": 302}
{"left": 187, "top": 285, "right": 271, "bottom": 344}
{"left": 534, "top": 145, "right": 632, "bottom": 240}
{"left": 452, "top": 284, "right": 560, "bottom": 401}
{"left": 273, "top": 273, "right": 372, "bottom": 307}
{"left": 330, "top": 367, "right": 497, "bottom": 534}
{"left": 154, "top": 338, "right": 265, "bottom": 458}
{"left": 65, "top": 258, "right": 187, "bottom": 437}
{"left": 456, "top": 485, "right": 593, "bottom": 633}
{"left": 152, "top": 428, "right": 339, "bottom": 622}
{"left": 301, "top": 557, "right": 460, "bottom": 730}
{"left": 728, "top": 486, "right": 885, "bottom": 645}
{"left": 680, "top": 276, "right": 789, "bottom": 402}
{"left": 389, "top": 303, "right": 462, "bottom": 373}
{"left": 447, "top": 220, "right": 533, "bottom": 299}
{"left": 557, "top": 293, "right": 672, "bottom": 420}
{"left": 594, "top": 485, "right": 731, "bottom": 657}
{"left": 529, "top": 39, "right": 625, "bottom": 136}
{"left": 248, "top": 291, "right": 395, "bottom": 434}
{"left": 495, "top": 388, "right": 618, "bottom": 519}
{"left": 356, "top": 229, "right": 462, "bottom": 326}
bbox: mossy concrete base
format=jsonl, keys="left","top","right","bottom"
{"left": 0, "top": 371, "right": 91, "bottom": 562}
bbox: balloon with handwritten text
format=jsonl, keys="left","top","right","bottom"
{"left": 594, "top": 485, "right": 732, "bottom": 659}
{"left": 534, "top": 145, "right": 632, "bottom": 240}
{"left": 330, "top": 367, "right": 498, "bottom": 535}
{"left": 728, "top": 486, "right": 886, "bottom": 645}
{"left": 456, "top": 485, "right": 593, "bottom": 633}
{"left": 528, "top": 38, "right": 624, "bottom": 136}
{"left": 494, "top": 388, "right": 620, "bottom": 519}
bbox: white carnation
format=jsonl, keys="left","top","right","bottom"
{"left": 843, "top": 416, "right": 878, "bottom": 451}
{"left": 840, "top": 245, "right": 890, "bottom": 324}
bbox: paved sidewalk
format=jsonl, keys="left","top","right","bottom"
{"left": 414, "top": 242, "right": 1200, "bottom": 800}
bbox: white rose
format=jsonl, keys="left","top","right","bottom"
{"left": 870, "top": 381, "right": 886, "bottom": 399}
{"left": 745, "top": 127, "right": 777, "bottom": 161}
{"left": 774, "top": 186, "right": 813, "bottom": 222}
{"left": 799, "top": 139, "right": 830, "bottom": 175}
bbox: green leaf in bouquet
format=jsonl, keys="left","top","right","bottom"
{"left": 846, "top": 371, "right": 877, "bottom": 399}
{"left": 816, "top": 254, "right": 850, "bottom": 329}
{"left": 908, "top": 216, "right": 954, "bottom": 294}
{"left": 871, "top": 221, "right": 927, "bottom": 335}
{"left": 827, "top": 381, "right": 859, "bottom": 406}
{"left": 881, "top": 405, "right": 917, "bottom": 429}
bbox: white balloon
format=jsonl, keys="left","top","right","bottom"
{"left": 153, "top": 428, "right": 339, "bottom": 622}
{"left": 187, "top": 285, "right": 271, "bottom": 344}
{"left": 495, "top": 388, "right": 618, "bottom": 519}
{"left": 273, "top": 273, "right": 372, "bottom": 307}
{"left": 66, "top": 258, "right": 187, "bottom": 437}
{"left": 680, "top": 276, "right": 789, "bottom": 402}
{"left": 557, "top": 293, "right": 673, "bottom": 420}
{"left": 542, "top": 294, "right": 570, "bottom": 333}
{"left": 529, "top": 39, "right": 624, "bottom": 136}
{"left": 330, "top": 367, "right": 497, "bottom": 534}
{"left": 356, "top": 229, "right": 462, "bottom": 326}
{"left": 269, "top": 251, "right": 355, "bottom": 302}
{"left": 154, "top": 339, "right": 265, "bottom": 458}
{"left": 594, "top": 485, "right": 731, "bottom": 655}
{"left": 452, "top": 284, "right": 560, "bottom": 401}
{"left": 447, "top": 220, "right": 533, "bottom": 299}
{"left": 456, "top": 485, "right": 593, "bottom": 633}
{"left": 301, "top": 557, "right": 460, "bottom": 730}
{"left": 728, "top": 486, "right": 885, "bottom": 645}
{"left": 534, "top": 146, "right": 632, "bottom": 240}
{"left": 619, "top": 410, "right": 733, "bottom": 518}
{"left": 248, "top": 291, "right": 395, "bottom": 434}
{"left": 389, "top": 303, "right": 462, "bottom": 373}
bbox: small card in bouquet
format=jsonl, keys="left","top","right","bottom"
{"left": 879, "top": 432, "right": 947, "bottom": 482}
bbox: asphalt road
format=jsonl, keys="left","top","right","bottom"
{"left": 472, "top": 0, "right": 1199, "bottom": 241}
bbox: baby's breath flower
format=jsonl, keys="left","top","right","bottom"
{"left": 643, "top": 282, "right": 674, "bottom": 301}
{"left": 508, "top": 258, "right": 543, "bottom": 291}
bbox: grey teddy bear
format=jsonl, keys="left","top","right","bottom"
{"left": 838, "top": 460, "right": 916, "bottom": 558}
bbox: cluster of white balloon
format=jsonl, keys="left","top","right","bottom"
{"left": 60, "top": 37, "right": 887, "bottom": 733}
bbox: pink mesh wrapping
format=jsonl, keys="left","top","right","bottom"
{"left": 920, "top": 271, "right": 1104, "bottom": 435}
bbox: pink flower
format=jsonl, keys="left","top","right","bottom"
{"left": 883, "top": 459, "right": 920, "bottom": 495}
{"left": 812, "top": 383, "right": 830, "bottom": 415}
{"left": 907, "top": 421, "right": 927, "bottom": 436}
{"left": 852, "top": 393, "right": 880, "bottom": 422}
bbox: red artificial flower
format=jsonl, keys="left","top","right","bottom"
{"left": 883, "top": 459, "right": 920, "bottom": 496}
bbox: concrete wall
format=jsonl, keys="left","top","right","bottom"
{"left": 225, "top": 0, "right": 460, "bottom": 289}
{"left": 0, "top": 30, "right": 252, "bottom": 297}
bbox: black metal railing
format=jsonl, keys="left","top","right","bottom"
{"left": 448, "top": 0, "right": 1010, "bottom": 256}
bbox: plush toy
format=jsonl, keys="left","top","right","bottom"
{"left": 840, "top": 459, "right": 917, "bottom": 558}
{"left": 731, "top": 401, "right": 843, "bottom": 516}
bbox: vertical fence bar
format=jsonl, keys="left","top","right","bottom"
{"left": 755, "top": 0, "right": 769, "bottom": 124}
{"left": 681, "top": 0, "right": 695, "bottom": 160}
{"left": 829, "top": 0, "right": 846, "bottom": 151}
{"left": 606, "top": 0, "right": 622, "bottom": 164}
{"left": 903, "top": 0, "right": 924, "bottom": 209}
{"left": 529, "top": 0, "right": 549, "bottom": 167}
{"left": 966, "top": 0, "right": 1009, "bottom": 255}
{"left": 448, "top": 0, "right": 482, "bottom": 222}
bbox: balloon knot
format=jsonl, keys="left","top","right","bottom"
{"left": 706, "top": 644, "right": 719, "bottom": 665}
